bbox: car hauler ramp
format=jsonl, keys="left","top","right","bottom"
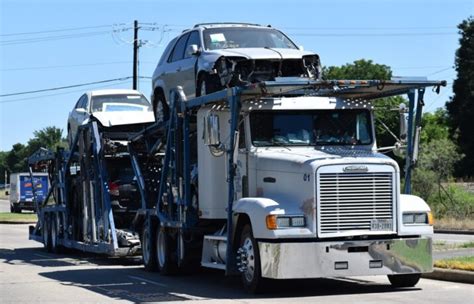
{"left": 28, "top": 119, "right": 152, "bottom": 256}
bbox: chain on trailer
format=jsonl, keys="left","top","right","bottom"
{"left": 128, "top": 78, "right": 446, "bottom": 275}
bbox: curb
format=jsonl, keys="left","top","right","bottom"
{"left": 0, "top": 221, "right": 36, "bottom": 225}
{"left": 422, "top": 268, "right": 474, "bottom": 284}
{"left": 434, "top": 229, "right": 474, "bottom": 235}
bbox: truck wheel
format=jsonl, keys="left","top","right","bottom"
{"left": 43, "top": 214, "right": 52, "bottom": 252}
{"left": 142, "top": 218, "right": 158, "bottom": 272}
{"left": 239, "top": 224, "right": 265, "bottom": 293}
{"left": 50, "top": 214, "right": 62, "bottom": 254}
{"left": 156, "top": 227, "right": 178, "bottom": 275}
{"left": 388, "top": 274, "right": 421, "bottom": 287}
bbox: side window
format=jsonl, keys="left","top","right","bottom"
{"left": 80, "top": 95, "right": 88, "bottom": 109}
{"left": 184, "top": 31, "right": 200, "bottom": 58}
{"left": 75, "top": 95, "right": 87, "bottom": 109}
{"left": 169, "top": 33, "right": 189, "bottom": 62}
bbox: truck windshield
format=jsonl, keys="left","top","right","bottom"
{"left": 250, "top": 110, "right": 372, "bottom": 146}
{"left": 203, "top": 27, "right": 298, "bottom": 50}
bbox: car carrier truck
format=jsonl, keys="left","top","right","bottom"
{"left": 28, "top": 118, "right": 152, "bottom": 255}
{"left": 126, "top": 78, "right": 445, "bottom": 293}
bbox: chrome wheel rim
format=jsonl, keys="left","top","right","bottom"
{"left": 51, "top": 218, "right": 56, "bottom": 249}
{"left": 143, "top": 228, "right": 150, "bottom": 264}
{"left": 43, "top": 220, "right": 49, "bottom": 247}
{"left": 155, "top": 101, "right": 164, "bottom": 122}
{"left": 241, "top": 237, "right": 255, "bottom": 282}
{"left": 200, "top": 80, "right": 207, "bottom": 96}
{"left": 157, "top": 229, "right": 166, "bottom": 268}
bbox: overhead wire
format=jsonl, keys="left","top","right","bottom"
{"left": 0, "top": 77, "right": 133, "bottom": 98}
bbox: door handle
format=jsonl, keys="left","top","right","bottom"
{"left": 176, "top": 67, "right": 182, "bottom": 72}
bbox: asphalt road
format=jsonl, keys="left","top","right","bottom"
{"left": 1, "top": 224, "right": 473, "bottom": 303}
{"left": 0, "top": 199, "right": 10, "bottom": 213}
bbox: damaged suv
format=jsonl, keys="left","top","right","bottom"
{"left": 151, "top": 22, "right": 321, "bottom": 121}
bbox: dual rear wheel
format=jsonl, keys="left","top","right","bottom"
{"left": 141, "top": 218, "right": 177, "bottom": 274}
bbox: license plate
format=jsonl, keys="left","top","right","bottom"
{"left": 370, "top": 219, "right": 393, "bottom": 231}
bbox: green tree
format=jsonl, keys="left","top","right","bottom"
{"left": 445, "top": 17, "right": 474, "bottom": 177}
{"left": 0, "top": 151, "right": 7, "bottom": 184}
{"left": 5, "top": 143, "right": 28, "bottom": 173}
{"left": 26, "top": 126, "right": 65, "bottom": 155}
{"left": 323, "top": 59, "right": 406, "bottom": 150}
{"left": 420, "top": 108, "right": 450, "bottom": 143}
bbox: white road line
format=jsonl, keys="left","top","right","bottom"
{"left": 128, "top": 275, "right": 168, "bottom": 287}
{"left": 168, "top": 292, "right": 208, "bottom": 301}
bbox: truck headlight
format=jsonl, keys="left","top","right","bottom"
{"left": 266, "top": 215, "right": 306, "bottom": 229}
{"left": 402, "top": 212, "right": 433, "bottom": 225}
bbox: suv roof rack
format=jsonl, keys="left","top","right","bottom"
{"left": 193, "top": 22, "right": 262, "bottom": 28}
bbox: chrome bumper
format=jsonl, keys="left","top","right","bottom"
{"left": 258, "top": 237, "right": 432, "bottom": 279}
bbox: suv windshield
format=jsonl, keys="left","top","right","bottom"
{"left": 91, "top": 94, "right": 152, "bottom": 113}
{"left": 203, "top": 27, "right": 297, "bottom": 50}
{"left": 250, "top": 110, "right": 372, "bottom": 146}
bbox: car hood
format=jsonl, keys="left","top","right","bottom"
{"left": 206, "top": 48, "right": 315, "bottom": 60}
{"left": 91, "top": 111, "right": 155, "bottom": 127}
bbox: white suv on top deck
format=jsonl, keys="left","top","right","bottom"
{"left": 151, "top": 22, "right": 321, "bottom": 122}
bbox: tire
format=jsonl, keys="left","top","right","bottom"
{"left": 142, "top": 218, "right": 158, "bottom": 272}
{"left": 196, "top": 73, "right": 221, "bottom": 97}
{"left": 50, "top": 213, "right": 62, "bottom": 254}
{"left": 43, "top": 214, "right": 52, "bottom": 252}
{"left": 239, "top": 224, "right": 265, "bottom": 293}
{"left": 388, "top": 273, "right": 421, "bottom": 288}
{"left": 153, "top": 91, "right": 169, "bottom": 123}
{"left": 156, "top": 227, "right": 178, "bottom": 275}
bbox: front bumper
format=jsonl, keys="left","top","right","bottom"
{"left": 258, "top": 237, "right": 432, "bottom": 279}
{"left": 14, "top": 201, "right": 36, "bottom": 211}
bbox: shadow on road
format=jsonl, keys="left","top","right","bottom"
{"left": 1, "top": 246, "right": 420, "bottom": 302}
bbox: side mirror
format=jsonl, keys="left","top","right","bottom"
{"left": 399, "top": 104, "right": 407, "bottom": 141}
{"left": 5, "top": 191, "right": 8, "bottom": 196}
{"left": 187, "top": 44, "right": 199, "bottom": 56}
{"left": 204, "top": 112, "right": 220, "bottom": 146}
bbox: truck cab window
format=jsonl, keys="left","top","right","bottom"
{"left": 250, "top": 110, "right": 372, "bottom": 146}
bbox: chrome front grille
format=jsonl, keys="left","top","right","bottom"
{"left": 318, "top": 171, "right": 394, "bottom": 236}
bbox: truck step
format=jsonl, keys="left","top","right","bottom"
{"left": 201, "top": 234, "right": 227, "bottom": 270}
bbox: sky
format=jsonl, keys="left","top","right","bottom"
{"left": 0, "top": 0, "right": 472, "bottom": 151}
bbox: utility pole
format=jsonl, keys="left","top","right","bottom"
{"left": 133, "top": 20, "right": 139, "bottom": 90}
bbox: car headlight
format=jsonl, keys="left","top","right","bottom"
{"left": 266, "top": 215, "right": 306, "bottom": 229}
{"left": 402, "top": 212, "right": 433, "bottom": 225}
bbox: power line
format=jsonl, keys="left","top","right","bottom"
{"left": 289, "top": 32, "right": 457, "bottom": 37}
{"left": 1, "top": 61, "right": 132, "bottom": 72}
{"left": 0, "top": 30, "right": 121, "bottom": 46}
{"left": 0, "top": 80, "right": 133, "bottom": 104}
{"left": 0, "top": 24, "right": 119, "bottom": 37}
{"left": 0, "top": 77, "right": 133, "bottom": 98}
{"left": 281, "top": 26, "right": 456, "bottom": 30}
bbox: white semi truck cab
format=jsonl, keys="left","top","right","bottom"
{"left": 128, "top": 79, "right": 444, "bottom": 293}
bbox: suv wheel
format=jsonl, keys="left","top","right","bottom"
{"left": 153, "top": 92, "right": 169, "bottom": 123}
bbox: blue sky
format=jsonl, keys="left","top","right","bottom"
{"left": 0, "top": 0, "right": 471, "bottom": 151}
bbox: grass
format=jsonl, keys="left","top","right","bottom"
{"left": 433, "top": 241, "right": 474, "bottom": 251}
{"left": 435, "top": 256, "right": 474, "bottom": 272}
{"left": 434, "top": 216, "right": 474, "bottom": 231}
{"left": 0, "top": 212, "right": 37, "bottom": 223}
